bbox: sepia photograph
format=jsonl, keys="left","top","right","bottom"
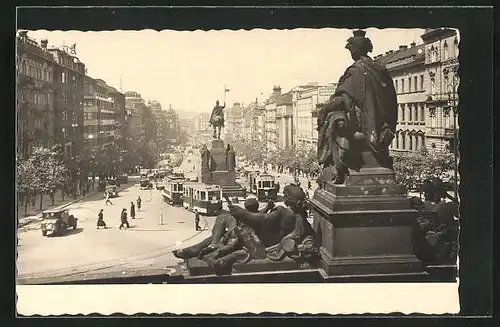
{"left": 14, "top": 11, "right": 471, "bottom": 314}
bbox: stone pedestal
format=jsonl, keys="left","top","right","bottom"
{"left": 310, "top": 158, "right": 425, "bottom": 279}
{"left": 200, "top": 139, "right": 244, "bottom": 198}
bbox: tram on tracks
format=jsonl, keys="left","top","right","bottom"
{"left": 247, "top": 172, "right": 278, "bottom": 201}
{"left": 162, "top": 174, "right": 185, "bottom": 205}
{"left": 182, "top": 182, "right": 223, "bottom": 216}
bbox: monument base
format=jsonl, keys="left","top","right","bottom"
{"left": 186, "top": 257, "right": 307, "bottom": 276}
{"left": 200, "top": 139, "right": 245, "bottom": 198}
{"left": 310, "top": 165, "right": 425, "bottom": 279}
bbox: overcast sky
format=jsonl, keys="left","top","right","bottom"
{"left": 27, "top": 28, "right": 425, "bottom": 115}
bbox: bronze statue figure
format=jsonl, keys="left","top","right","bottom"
{"left": 226, "top": 144, "right": 236, "bottom": 171}
{"left": 228, "top": 185, "right": 319, "bottom": 267}
{"left": 209, "top": 100, "right": 226, "bottom": 140}
{"left": 316, "top": 30, "right": 398, "bottom": 184}
{"left": 172, "top": 198, "right": 275, "bottom": 275}
{"left": 200, "top": 144, "right": 211, "bottom": 173}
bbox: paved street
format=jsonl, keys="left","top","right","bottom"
{"left": 17, "top": 181, "right": 219, "bottom": 282}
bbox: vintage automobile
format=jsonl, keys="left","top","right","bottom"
{"left": 105, "top": 185, "right": 119, "bottom": 198}
{"left": 40, "top": 208, "right": 78, "bottom": 237}
{"left": 140, "top": 176, "right": 153, "bottom": 190}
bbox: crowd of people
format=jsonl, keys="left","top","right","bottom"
{"left": 96, "top": 196, "right": 142, "bottom": 230}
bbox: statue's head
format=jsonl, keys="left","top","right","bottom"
{"left": 244, "top": 198, "right": 260, "bottom": 213}
{"left": 216, "top": 100, "right": 220, "bottom": 105}
{"left": 345, "top": 29, "right": 373, "bottom": 61}
{"left": 283, "top": 185, "right": 307, "bottom": 209}
{"left": 422, "top": 177, "right": 447, "bottom": 202}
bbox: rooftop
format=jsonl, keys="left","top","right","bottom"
{"left": 374, "top": 42, "right": 425, "bottom": 68}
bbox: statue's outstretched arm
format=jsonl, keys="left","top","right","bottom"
{"left": 230, "top": 205, "right": 281, "bottom": 224}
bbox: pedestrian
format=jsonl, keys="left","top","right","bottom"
{"left": 97, "top": 209, "right": 107, "bottom": 229}
{"left": 105, "top": 191, "right": 113, "bottom": 206}
{"left": 130, "top": 202, "right": 136, "bottom": 219}
{"left": 308, "top": 180, "right": 312, "bottom": 190}
{"left": 275, "top": 181, "right": 280, "bottom": 194}
{"left": 195, "top": 211, "right": 201, "bottom": 231}
{"left": 136, "top": 196, "right": 142, "bottom": 210}
{"left": 119, "top": 208, "right": 130, "bottom": 230}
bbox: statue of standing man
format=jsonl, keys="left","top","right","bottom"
{"left": 209, "top": 100, "right": 226, "bottom": 140}
{"left": 200, "top": 144, "right": 211, "bottom": 173}
{"left": 225, "top": 144, "right": 236, "bottom": 171}
{"left": 316, "top": 29, "right": 398, "bottom": 185}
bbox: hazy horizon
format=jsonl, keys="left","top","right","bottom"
{"left": 25, "top": 28, "right": 426, "bottom": 114}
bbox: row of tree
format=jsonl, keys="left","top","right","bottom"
{"left": 233, "top": 140, "right": 321, "bottom": 177}
{"left": 233, "top": 139, "right": 456, "bottom": 192}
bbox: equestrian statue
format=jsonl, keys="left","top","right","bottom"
{"left": 209, "top": 100, "right": 226, "bottom": 139}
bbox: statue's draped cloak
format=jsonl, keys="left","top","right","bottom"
{"left": 317, "top": 56, "right": 398, "bottom": 166}
{"left": 210, "top": 106, "right": 225, "bottom": 125}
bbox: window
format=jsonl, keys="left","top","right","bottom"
{"left": 400, "top": 104, "right": 405, "bottom": 121}
{"left": 408, "top": 77, "right": 412, "bottom": 93}
{"left": 409, "top": 134, "right": 413, "bottom": 151}
{"left": 420, "top": 105, "right": 425, "bottom": 122}
{"left": 430, "top": 77, "right": 436, "bottom": 94}
{"left": 402, "top": 133, "right": 406, "bottom": 150}
{"left": 200, "top": 191, "right": 206, "bottom": 200}
{"left": 401, "top": 79, "right": 405, "bottom": 93}
{"left": 443, "top": 42, "right": 449, "bottom": 60}
{"left": 420, "top": 75, "right": 424, "bottom": 91}
{"left": 414, "top": 76, "right": 418, "bottom": 91}
{"left": 72, "top": 76, "right": 77, "bottom": 88}
{"left": 454, "top": 37, "right": 459, "bottom": 57}
{"left": 62, "top": 111, "right": 67, "bottom": 120}
{"left": 61, "top": 72, "right": 66, "bottom": 83}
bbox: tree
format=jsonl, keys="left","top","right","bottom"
{"left": 17, "top": 146, "right": 69, "bottom": 213}
{"left": 392, "top": 148, "right": 456, "bottom": 194}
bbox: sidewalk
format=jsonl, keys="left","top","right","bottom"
{"left": 18, "top": 189, "right": 100, "bottom": 228}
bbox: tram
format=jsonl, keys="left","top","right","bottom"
{"left": 182, "top": 183, "right": 223, "bottom": 215}
{"left": 162, "top": 175, "right": 185, "bottom": 205}
{"left": 248, "top": 172, "right": 277, "bottom": 201}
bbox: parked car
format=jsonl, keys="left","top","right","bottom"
{"left": 40, "top": 208, "right": 78, "bottom": 237}
{"left": 140, "top": 177, "right": 153, "bottom": 190}
{"left": 105, "top": 185, "right": 119, "bottom": 197}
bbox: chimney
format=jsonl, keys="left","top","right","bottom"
{"left": 385, "top": 51, "right": 390, "bottom": 55}
{"left": 41, "top": 39, "right": 48, "bottom": 49}
{"left": 410, "top": 42, "right": 416, "bottom": 48}
{"left": 388, "top": 50, "right": 394, "bottom": 54}
{"left": 399, "top": 45, "right": 408, "bottom": 50}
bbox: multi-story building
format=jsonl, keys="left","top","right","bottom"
{"left": 83, "top": 77, "right": 116, "bottom": 149}
{"left": 16, "top": 32, "right": 87, "bottom": 159}
{"left": 48, "top": 42, "right": 86, "bottom": 159}
{"left": 264, "top": 86, "right": 282, "bottom": 151}
{"left": 373, "top": 28, "right": 459, "bottom": 154}
{"left": 17, "top": 32, "right": 57, "bottom": 158}
{"left": 194, "top": 113, "right": 211, "bottom": 133}
{"left": 124, "top": 91, "right": 146, "bottom": 144}
{"left": 375, "top": 43, "right": 427, "bottom": 152}
{"left": 421, "top": 28, "right": 459, "bottom": 154}
{"left": 164, "top": 105, "right": 180, "bottom": 145}
{"left": 292, "top": 83, "right": 336, "bottom": 149}
{"left": 226, "top": 102, "right": 243, "bottom": 142}
{"left": 275, "top": 92, "right": 294, "bottom": 149}
{"left": 149, "top": 100, "right": 166, "bottom": 142}
{"left": 106, "top": 85, "right": 126, "bottom": 150}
